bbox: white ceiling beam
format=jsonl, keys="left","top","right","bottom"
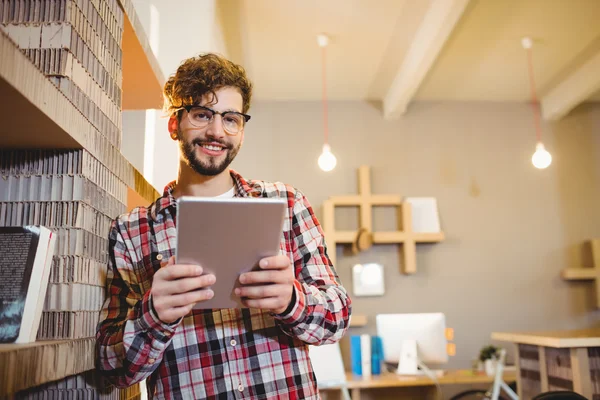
{"left": 383, "top": 0, "right": 470, "bottom": 119}
{"left": 541, "top": 50, "right": 600, "bottom": 121}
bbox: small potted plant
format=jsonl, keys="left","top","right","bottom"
{"left": 479, "top": 345, "right": 500, "bottom": 376}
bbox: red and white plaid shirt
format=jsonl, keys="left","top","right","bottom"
{"left": 96, "top": 170, "right": 352, "bottom": 399}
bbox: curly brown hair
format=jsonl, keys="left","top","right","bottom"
{"left": 163, "top": 53, "right": 253, "bottom": 117}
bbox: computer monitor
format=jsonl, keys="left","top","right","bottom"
{"left": 376, "top": 313, "right": 448, "bottom": 375}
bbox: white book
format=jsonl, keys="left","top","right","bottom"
{"left": 405, "top": 197, "right": 441, "bottom": 233}
{"left": 360, "top": 334, "right": 372, "bottom": 378}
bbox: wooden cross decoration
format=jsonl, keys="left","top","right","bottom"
{"left": 321, "top": 165, "right": 444, "bottom": 274}
{"left": 561, "top": 239, "right": 600, "bottom": 308}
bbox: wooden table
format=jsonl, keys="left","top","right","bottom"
{"left": 492, "top": 328, "right": 600, "bottom": 400}
{"left": 320, "top": 369, "right": 517, "bottom": 400}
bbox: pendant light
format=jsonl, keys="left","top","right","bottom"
{"left": 522, "top": 37, "right": 552, "bottom": 169}
{"left": 317, "top": 33, "right": 337, "bottom": 172}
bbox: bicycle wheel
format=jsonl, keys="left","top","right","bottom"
{"left": 450, "top": 390, "right": 509, "bottom": 400}
{"left": 450, "top": 390, "right": 488, "bottom": 400}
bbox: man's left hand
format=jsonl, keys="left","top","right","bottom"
{"left": 235, "top": 255, "right": 295, "bottom": 314}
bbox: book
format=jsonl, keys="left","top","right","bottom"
{"left": 0, "top": 225, "right": 56, "bottom": 343}
{"left": 404, "top": 197, "right": 442, "bottom": 233}
{"left": 308, "top": 343, "right": 347, "bottom": 389}
{"left": 350, "top": 334, "right": 372, "bottom": 377}
{"left": 350, "top": 334, "right": 384, "bottom": 376}
{"left": 361, "top": 334, "right": 372, "bottom": 378}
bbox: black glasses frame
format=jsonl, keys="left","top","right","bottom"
{"left": 181, "top": 105, "right": 251, "bottom": 123}
{"left": 178, "top": 105, "right": 251, "bottom": 135}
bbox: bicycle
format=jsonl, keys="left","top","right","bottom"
{"left": 450, "top": 349, "right": 519, "bottom": 400}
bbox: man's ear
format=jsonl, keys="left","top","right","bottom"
{"left": 168, "top": 116, "right": 178, "bottom": 140}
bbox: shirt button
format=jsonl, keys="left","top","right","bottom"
{"left": 148, "top": 358, "right": 156, "bottom": 364}
{"left": 238, "top": 385, "right": 244, "bottom": 392}
{"left": 156, "top": 254, "right": 163, "bottom": 261}
{"left": 230, "top": 339, "right": 237, "bottom": 346}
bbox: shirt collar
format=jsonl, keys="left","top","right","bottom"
{"left": 149, "top": 169, "right": 264, "bottom": 221}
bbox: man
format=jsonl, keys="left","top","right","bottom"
{"left": 96, "top": 53, "right": 352, "bottom": 399}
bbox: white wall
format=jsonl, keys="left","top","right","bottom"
{"left": 233, "top": 100, "right": 600, "bottom": 371}
{"left": 121, "top": 110, "right": 146, "bottom": 173}
{"left": 150, "top": 115, "right": 179, "bottom": 191}
{"left": 133, "top": 0, "right": 229, "bottom": 78}
{"left": 125, "top": 0, "right": 229, "bottom": 190}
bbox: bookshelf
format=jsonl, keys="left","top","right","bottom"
{"left": 561, "top": 239, "right": 600, "bottom": 309}
{"left": 0, "top": 29, "right": 87, "bottom": 149}
{"left": 0, "top": 0, "right": 163, "bottom": 397}
{"left": 0, "top": 0, "right": 165, "bottom": 146}
{"left": 0, "top": 338, "right": 95, "bottom": 394}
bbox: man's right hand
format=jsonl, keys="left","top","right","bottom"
{"left": 150, "top": 255, "right": 216, "bottom": 324}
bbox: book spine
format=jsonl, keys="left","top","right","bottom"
{"left": 371, "top": 335, "right": 383, "bottom": 375}
{"left": 350, "top": 335, "right": 362, "bottom": 376}
{"left": 361, "top": 334, "right": 372, "bottom": 379}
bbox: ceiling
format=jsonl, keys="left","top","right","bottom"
{"left": 217, "top": 0, "right": 429, "bottom": 101}
{"left": 134, "top": 0, "right": 600, "bottom": 118}
{"left": 415, "top": 0, "right": 600, "bottom": 102}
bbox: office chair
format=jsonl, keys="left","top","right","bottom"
{"left": 532, "top": 391, "right": 588, "bottom": 400}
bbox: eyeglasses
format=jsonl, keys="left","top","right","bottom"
{"left": 178, "top": 105, "right": 251, "bottom": 135}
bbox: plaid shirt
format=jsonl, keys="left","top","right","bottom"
{"left": 96, "top": 170, "right": 352, "bottom": 399}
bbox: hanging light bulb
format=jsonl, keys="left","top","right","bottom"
{"left": 532, "top": 142, "right": 552, "bottom": 169}
{"left": 318, "top": 144, "right": 337, "bottom": 171}
{"left": 317, "top": 33, "right": 337, "bottom": 172}
{"left": 522, "top": 37, "right": 552, "bottom": 169}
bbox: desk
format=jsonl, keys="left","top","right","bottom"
{"left": 320, "top": 369, "right": 517, "bottom": 400}
{"left": 492, "top": 329, "right": 600, "bottom": 400}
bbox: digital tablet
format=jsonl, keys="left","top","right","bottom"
{"left": 175, "top": 196, "right": 287, "bottom": 309}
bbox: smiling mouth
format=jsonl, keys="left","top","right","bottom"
{"left": 200, "top": 143, "right": 225, "bottom": 151}
{"left": 194, "top": 140, "right": 229, "bottom": 155}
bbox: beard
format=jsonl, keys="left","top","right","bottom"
{"left": 179, "top": 132, "right": 241, "bottom": 176}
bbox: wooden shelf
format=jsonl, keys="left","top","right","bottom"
{"left": 0, "top": 1, "right": 166, "bottom": 136}
{"left": 328, "top": 195, "right": 402, "bottom": 207}
{"left": 119, "top": 0, "right": 165, "bottom": 110}
{"left": 0, "top": 30, "right": 87, "bottom": 150}
{"left": 0, "top": 29, "right": 159, "bottom": 204}
{"left": 349, "top": 314, "right": 368, "bottom": 327}
{"left": 323, "top": 166, "right": 444, "bottom": 274}
{"left": 372, "top": 231, "right": 445, "bottom": 243}
{"left": 331, "top": 231, "right": 357, "bottom": 243}
{"left": 0, "top": 1, "right": 160, "bottom": 395}
{"left": 492, "top": 329, "right": 600, "bottom": 348}
{"left": 560, "top": 239, "right": 600, "bottom": 308}
{"left": 0, "top": 338, "right": 96, "bottom": 396}
{"left": 341, "top": 369, "right": 517, "bottom": 389}
{"left": 412, "top": 232, "right": 445, "bottom": 242}
{"left": 562, "top": 268, "right": 597, "bottom": 280}
{"left": 330, "top": 231, "right": 445, "bottom": 244}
